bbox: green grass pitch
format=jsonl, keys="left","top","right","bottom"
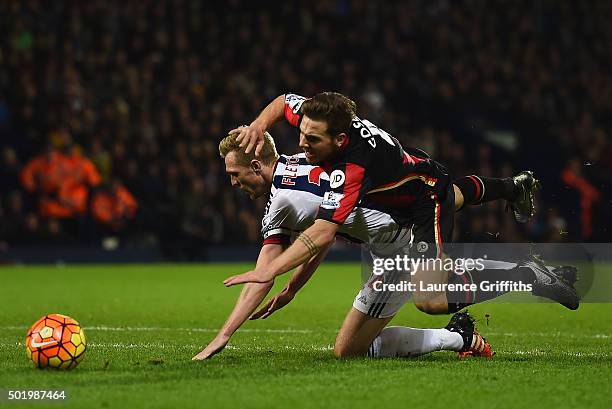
{"left": 1, "top": 263, "right": 611, "bottom": 409}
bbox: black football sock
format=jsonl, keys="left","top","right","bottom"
{"left": 454, "top": 176, "right": 518, "bottom": 209}
{"left": 446, "top": 260, "right": 533, "bottom": 313}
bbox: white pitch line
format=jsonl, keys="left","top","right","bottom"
{"left": 487, "top": 332, "right": 611, "bottom": 339}
{"left": 513, "top": 350, "right": 610, "bottom": 358}
{"left": 1, "top": 341, "right": 334, "bottom": 351}
{"left": 0, "top": 326, "right": 315, "bottom": 334}
{"left": 84, "top": 326, "right": 315, "bottom": 334}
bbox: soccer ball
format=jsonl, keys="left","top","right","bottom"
{"left": 25, "top": 314, "right": 87, "bottom": 370}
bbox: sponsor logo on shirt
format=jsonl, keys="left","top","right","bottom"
{"left": 329, "top": 170, "right": 346, "bottom": 189}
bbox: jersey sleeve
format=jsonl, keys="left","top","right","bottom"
{"left": 283, "top": 93, "right": 308, "bottom": 127}
{"left": 261, "top": 191, "right": 298, "bottom": 245}
{"left": 316, "top": 162, "right": 370, "bottom": 225}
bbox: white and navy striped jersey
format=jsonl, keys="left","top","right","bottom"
{"left": 262, "top": 153, "right": 411, "bottom": 251}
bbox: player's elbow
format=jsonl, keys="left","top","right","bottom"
{"left": 318, "top": 229, "right": 336, "bottom": 248}
{"left": 313, "top": 221, "right": 338, "bottom": 247}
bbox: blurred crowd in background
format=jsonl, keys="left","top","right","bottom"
{"left": 1, "top": 0, "right": 611, "bottom": 259}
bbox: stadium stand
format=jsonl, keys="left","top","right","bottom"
{"left": 1, "top": 0, "right": 611, "bottom": 260}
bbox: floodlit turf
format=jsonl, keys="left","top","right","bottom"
{"left": 0, "top": 263, "right": 611, "bottom": 409}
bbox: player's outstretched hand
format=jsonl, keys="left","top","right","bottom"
{"left": 224, "top": 269, "right": 274, "bottom": 286}
{"left": 230, "top": 125, "right": 265, "bottom": 156}
{"left": 192, "top": 335, "right": 229, "bottom": 361}
{"left": 250, "top": 289, "right": 295, "bottom": 320}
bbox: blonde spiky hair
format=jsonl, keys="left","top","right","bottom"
{"left": 219, "top": 129, "right": 279, "bottom": 166}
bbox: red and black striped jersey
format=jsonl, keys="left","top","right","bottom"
{"left": 283, "top": 93, "right": 451, "bottom": 226}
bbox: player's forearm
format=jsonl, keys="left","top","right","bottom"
{"left": 286, "top": 240, "right": 334, "bottom": 295}
{"left": 218, "top": 244, "right": 282, "bottom": 337}
{"left": 219, "top": 282, "right": 274, "bottom": 337}
{"left": 268, "top": 221, "right": 338, "bottom": 279}
{"left": 250, "top": 95, "right": 286, "bottom": 131}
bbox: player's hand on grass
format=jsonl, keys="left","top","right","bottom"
{"left": 192, "top": 335, "right": 230, "bottom": 361}
{"left": 224, "top": 269, "right": 274, "bottom": 286}
{"left": 250, "top": 289, "right": 295, "bottom": 320}
{"left": 230, "top": 124, "right": 265, "bottom": 156}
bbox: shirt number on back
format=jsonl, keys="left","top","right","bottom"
{"left": 353, "top": 119, "right": 396, "bottom": 148}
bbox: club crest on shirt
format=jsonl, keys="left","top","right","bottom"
{"left": 329, "top": 170, "right": 346, "bottom": 189}
{"left": 321, "top": 191, "right": 344, "bottom": 209}
{"left": 285, "top": 94, "right": 306, "bottom": 113}
{"left": 262, "top": 215, "right": 271, "bottom": 228}
{"left": 417, "top": 241, "right": 429, "bottom": 253}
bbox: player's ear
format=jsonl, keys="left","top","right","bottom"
{"left": 250, "top": 159, "right": 262, "bottom": 174}
{"left": 334, "top": 133, "right": 348, "bottom": 148}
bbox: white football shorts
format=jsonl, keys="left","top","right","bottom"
{"left": 353, "top": 246, "right": 413, "bottom": 318}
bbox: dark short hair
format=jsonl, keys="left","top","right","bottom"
{"left": 301, "top": 92, "right": 357, "bottom": 136}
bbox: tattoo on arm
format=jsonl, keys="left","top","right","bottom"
{"left": 297, "top": 233, "right": 319, "bottom": 258}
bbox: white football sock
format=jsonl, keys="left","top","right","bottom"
{"left": 368, "top": 326, "right": 464, "bottom": 358}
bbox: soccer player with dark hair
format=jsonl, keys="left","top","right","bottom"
{"left": 225, "top": 92, "right": 579, "bottom": 316}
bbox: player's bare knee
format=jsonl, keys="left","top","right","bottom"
{"left": 333, "top": 337, "right": 365, "bottom": 359}
{"left": 332, "top": 344, "right": 348, "bottom": 358}
{"left": 333, "top": 344, "right": 360, "bottom": 359}
{"left": 332, "top": 340, "right": 350, "bottom": 358}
